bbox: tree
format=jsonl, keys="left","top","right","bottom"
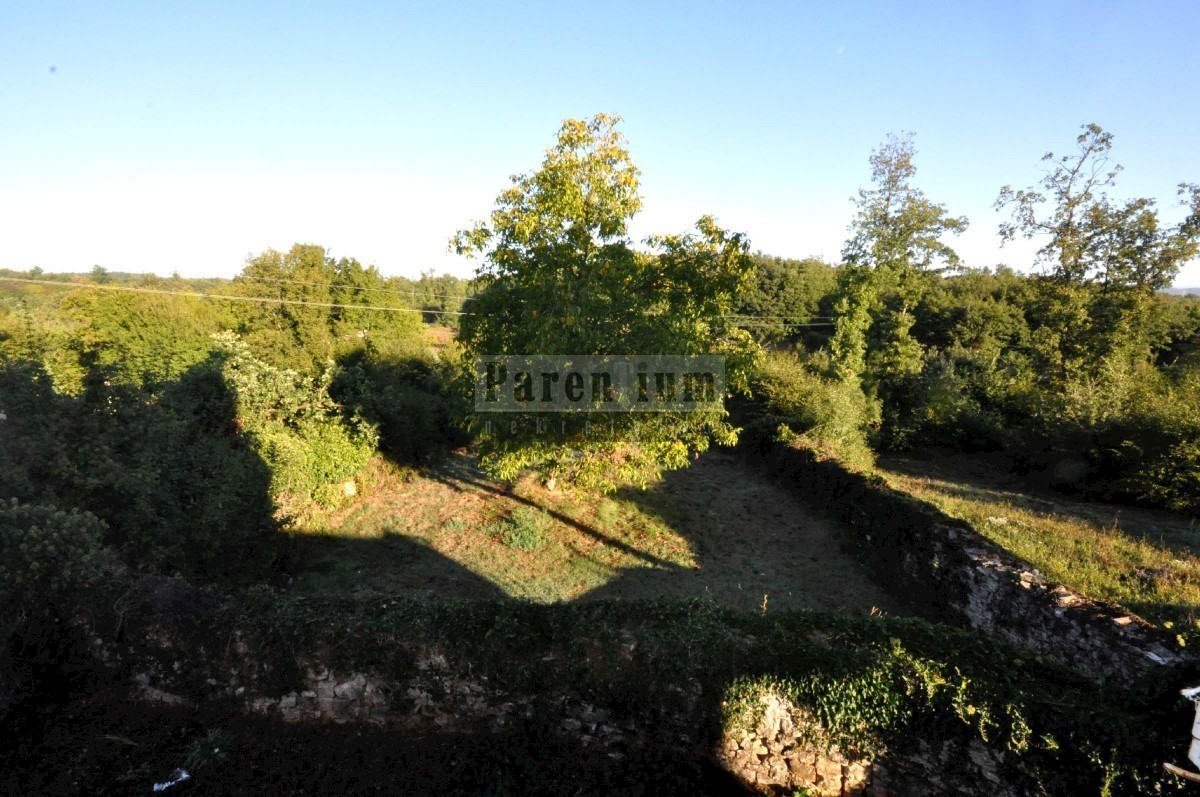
{"left": 229, "top": 244, "right": 423, "bottom": 370}
{"left": 830, "top": 134, "right": 968, "bottom": 385}
{"left": 996, "top": 123, "right": 1200, "bottom": 384}
{"left": 734, "top": 253, "right": 837, "bottom": 346}
{"left": 452, "top": 114, "right": 757, "bottom": 490}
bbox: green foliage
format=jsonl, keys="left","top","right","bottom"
{"left": 496, "top": 506, "right": 551, "bottom": 551}
{"left": 0, "top": 500, "right": 108, "bottom": 612}
{"left": 60, "top": 289, "right": 231, "bottom": 389}
{"left": 228, "top": 244, "right": 424, "bottom": 372}
{"left": 0, "top": 356, "right": 280, "bottom": 581}
{"left": 831, "top": 133, "right": 968, "bottom": 387}
{"left": 1139, "top": 437, "right": 1200, "bottom": 514}
{"left": 331, "top": 347, "right": 468, "bottom": 465}
{"left": 454, "top": 115, "right": 758, "bottom": 490}
{"left": 183, "top": 729, "right": 233, "bottom": 773}
{"left": 390, "top": 269, "right": 475, "bottom": 327}
{"left": 997, "top": 123, "right": 1200, "bottom": 386}
{"left": 1021, "top": 361, "right": 1200, "bottom": 511}
{"left": 211, "top": 332, "right": 378, "bottom": 510}
{"left": 747, "top": 351, "right": 878, "bottom": 470}
{"left": 734, "top": 253, "right": 837, "bottom": 346}
{"left": 721, "top": 636, "right": 1038, "bottom": 759}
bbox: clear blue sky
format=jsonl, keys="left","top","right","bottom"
{"left": 3, "top": 0, "right": 1199, "bottom": 285}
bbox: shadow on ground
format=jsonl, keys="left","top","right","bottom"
{"left": 292, "top": 449, "right": 903, "bottom": 616}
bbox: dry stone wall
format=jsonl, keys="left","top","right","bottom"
{"left": 739, "top": 429, "right": 1190, "bottom": 684}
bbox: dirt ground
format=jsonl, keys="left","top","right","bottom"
{"left": 290, "top": 450, "right": 902, "bottom": 616}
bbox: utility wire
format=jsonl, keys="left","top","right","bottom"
{"left": 0, "top": 276, "right": 839, "bottom": 327}
{"left": 232, "top": 274, "right": 476, "bottom": 303}
{"left": 0, "top": 276, "right": 474, "bottom": 316}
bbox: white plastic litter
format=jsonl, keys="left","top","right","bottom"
{"left": 1183, "top": 687, "right": 1200, "bottom": 771}
{"left": 1164, "top": 687, "right": 1200, "bottom": 782}
{"left": 152, "top": 769, "right": 190, "bottom": 792}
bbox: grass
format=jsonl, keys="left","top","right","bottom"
{"left": 287, "top": 450, "right": 899, "bottom": 614}
{"left": 495, "top": 507, "right": 551, "bottom": 551}
{"left": 878, "top": 453, "right": 1200, "bottom": 638}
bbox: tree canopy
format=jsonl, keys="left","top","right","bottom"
{"left": 453, "top": 114, "right": 757, "bottom": 490}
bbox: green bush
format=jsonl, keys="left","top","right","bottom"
{"left": 878, "top": 347, "right": 1029, "bottom": 452}
{"left": 0, "top": 500, "right": 108, "bottom": 611}
{"left": 1010, "top": 361, "right": 1200, "bottom": 511}
{"left": 212, "top": 332, "right": 379, "bottom": 510}
{"left": 748, "top": 351, "right": 878, "bottom": 470}
{"left": 61, "top": 290, "right": 230, "bottom": 389}
{"left": 1139, "top": 438, "right": 1200, "bottom": 514}
{"left": 331, "top": 348, "right": 468, "bottom": 465}
{"left": 0, "top": 357, "right": 280, "bottom": 583}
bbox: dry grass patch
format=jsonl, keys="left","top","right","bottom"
{"left": 880, "top": 454, "right": 1200, "bottom": 640}
{"left": 288, "top": 451, "right": 900, "bottom": 615}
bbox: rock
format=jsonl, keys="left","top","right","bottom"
{"left": 845, "top": 761, "right": 870, "bottom": 793}
{"left": 816, "top": 757, "right": 843, "bottom": 789}
{"left": 334, "top": 675, "right": 366, "bottom": 700}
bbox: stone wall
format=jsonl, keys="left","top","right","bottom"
{"left": 719, "top": 692, "right": 1028, "bottom": 796}
{"left": 127, "top": 652, "right": 1028, "bottom": 797}
{"left": 81, "top": 577, "right": 1067, "bottom": 796}
{"left": 739, "top": 428, "right": 1190, "bottom": 684}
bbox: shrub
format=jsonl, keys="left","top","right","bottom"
{"left": 0, "top": 500, "right": 108, "bottom": 612}
{"left": 331, "top": 348, "right": 468, "bottom": 466}
{"left": 1139, "top": 438, "right": 1200, "bottom": 514}
{"left": 212, "top": 332, "right": 379, "bottom": 510}
{"left": 747, "top": 351, "right": 878, "bottom": 470}
{"left": 1012, "top": 361, "right": 1200, "bottom": 511}
{"left": 0, "top": 357, "right": 281, "bottom": 583}
{"left": 878, "top": 348, "right": 1019, "bottom": 452}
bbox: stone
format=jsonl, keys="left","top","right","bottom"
{"left": 788, "top": 751, "right": 818, "bottom": 784}
{"left": 815, "top": 757, "right": 843, "bottom": 789}
{"left": 845, "top": 761, "right": 870, "bottom": 793}
{"left": 334, "top": 675, "right": 366, "bottom": 700}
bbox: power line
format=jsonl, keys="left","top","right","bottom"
{"left": 233, "top": 274, "right": 476, "bottom": 303}
{"left": 0, "top": 276, "right": 839, "bottom": 327}
{"left": 725, "top": 315, "right": 837, "bottom": 321}
{"left": 731, "top": 322, "right": 836, "bottom": 328}
{"left": 0, "top": 276, "right": 475, "bottom": 316}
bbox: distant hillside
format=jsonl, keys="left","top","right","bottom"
{"left": 1165, "top": 287, "right": 1200, "bottom": 296}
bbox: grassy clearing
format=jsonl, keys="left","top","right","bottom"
{"left": 288, "top": 450, "right": 900, "bottom": 615}
{"left": 879, "top": 453, "right": 1200, "bottom": 637}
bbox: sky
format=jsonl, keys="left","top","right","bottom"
{"left": 3, "top": 1, "right": 1199, "bottom": 286}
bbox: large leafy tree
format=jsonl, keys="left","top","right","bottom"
{"left": 996, "top": 123, "right": 1200, "bottom": 385}
{"left": 830, "top": 134, "right": 968, "bottom": 385}
{"left": 452, "top": 114, "right": 757, "bottom": 490}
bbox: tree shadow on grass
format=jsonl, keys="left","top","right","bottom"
{"left": 289, "top": 531, "right": 509, "bottom": 601}
{"left": 426, "top": 458, "right": 681, "bottom": 572}
{"left": 420, "top": 449, "right": 903, "bottom": 615}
